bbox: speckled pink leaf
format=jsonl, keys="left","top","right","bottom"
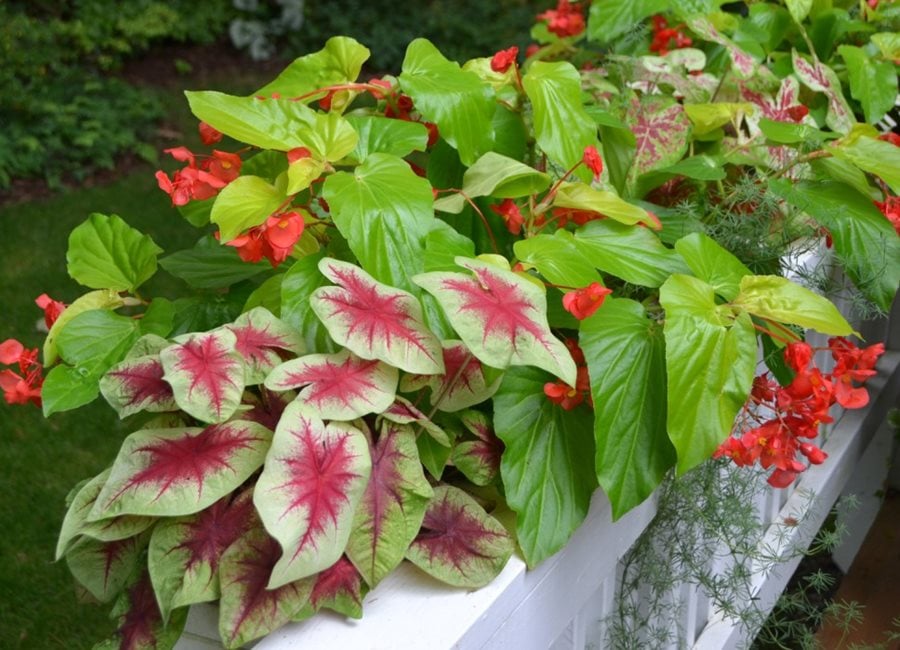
{"left": 687, "top": 17, "right": 758, "bottom": 79}
{"left": 792, "top": 50, "right": 854, "bottom": 133}
{"left": 311, "top": 258, "right": 444, "bottom": 374}
{"left": 626, "top": 95, "right": 692, "bottom": 180}
{"left": 451, "top": 410, "right": 504, "bottom": 486}
{"left": 345, "top": 421, "right": 433, "bottom": 587}
{"left": 160, "top": 329, "right": 245, "bottom": 423}
{"left": 413, "top": 258, "right": 576, "bottom": 386}
{"left": 218, "top": 526, "right": 313, "bottom": 649}
{"left": 400, "top": 339, "right": 502, "bottom": 412}
{"left": 94, "top": 571, "right": 187, "bottom": 650}
{"left": 65, "top": 533, "right": 149, "bottom": 603}
{"left": 264, "top": 350, "right": 398, "bottom": 420}
{"left": 293, "top": 555, "right": 368, "bottom": 620}
{"left": 253, "top": 403, "right": 371, "bottom": 588}
{"left": 380, "top": 396, "right": 450, "bottom": 446}
{"left": 88, "top": 421, "right": 272, "bottom": 519}
{"left": 100, "top": 354, "right": 177, "bottom": 419}
{"left": 226, "top": 307, "right": 303, "bottom": 385}
{"left": 405, "top": 485, "right": 513, "bottom": 588}
{"left": 741, "top": 76, "right": 801, "bottom": 123}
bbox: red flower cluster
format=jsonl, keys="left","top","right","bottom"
{"left": 582, "top": 145, "right": 603, "bottom": 180}
{"left": 562, "top": 282, "right": 612, "bottom": 320}
{"left": 715, "top": 338, "right": 883, "bottom": 487}
{"left": 537, "top": 0, "right": 586, "bottom": 38}
{"left": 0, "top": 339, "right": 42, "bottom": 406}
{"left": 550, "top": 207, "right": 601, "bottom": 228}
{"left": 490, "top": 199, "right": 525, "bottom": 235}
{"left": 875, "top": 196, "right": 900, "bottom": 236}
{"left": 544, "top": 338, "right": 592, "bottom": 410}
{"left": 35, "top": 293, "right": 66, "bottom": 330}
{"left": 198, "top": 121, "right": 223, "bottom": 145}
{"left": 155, "top": 147, "right": 242, "bottom": 207}
{"left": 224, "top": 211, "right": 305, "bottom": 268}
{"left": 491, "top": 46, "right": 519, "bottom": 73}
{"left": 649, "top": 15, "right": 692, "bottom": 56}
{"left": 879, "top": 132, "right": 900, "bottom": 147}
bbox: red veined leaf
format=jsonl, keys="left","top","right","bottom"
{"left": 311, "top": 258, "right": 444, "bottom": 374}
{"left": 380, "top": 395, "right": 450, "bottom": 446}
{"left": 148, "top": 489, "right": 257, "bottom": 622}
{"left": 100, "top": 353, "right": 178, "bottom": 419}
{"left": 405, "top": 484, "right": 513, "bottom": 588}
{"left": 65, "top": 532, "right": 150, "bottom": 603}
{"left": 293, "top": 555, "right": 369, "bottom": 621}
{"left": 345, "top": 421, "right": 433, "bottom": 587}
{"left": 160, "top": 329, "right": 245, "bottom": 423}
{"left": 56, "top": 469, "right": 155, "bottom": 560}
{"left": 626, "top": 94, "right": 692, "bottom": 180}
{"left": 89, "top": 421, "right": 272, "bottom": 519}
{"left": 264, "top": 349, "right": 398, "bottom": 421}
{"left": 791, "top": 49, "right": 853, "bottom": 133}
{"left": 413, "top": 258, "right": 577, "bottom": 386}
{"left": 225, "top": 307, "right": 304, "bottom": 385}
{"left": 400, "top": 339, "right": 503, "bottom": 412}
{"left": 242, "top": 387, "right": 293, "bottom": 431}
{"left": 687, "top": 16, "right": 759, "bottom": 79}
{"left": 217, "top": 526, "right": 313, "bottom": 649}
{"left": 93, "top": 571, "right": 187, "bottom": 650}
{"left": 451, "top": 410, "right": 504, "bottom": 486}
{"left": 254, "top": 402, "right": 372, "bottom": 588}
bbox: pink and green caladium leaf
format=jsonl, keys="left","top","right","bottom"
{"left": 413, "top": 258, "right": 577, "bottom": 386}
{"left": 381, "top": 396, "right": 450, "bottom": 447}
{"left": 88, "top": 421, "right": 272, "bottom": 519}
{"left": 148, "top": 490, "right": 257, "bottom": 622}
{"left": 218, "top": 526, "right": 314, "bottom": 650}
{"left": 100, "top": 353, "right": 178, "bottom": 419}
{"left": 345, "top": 421, "right": 433, "bottom": 587}
{"left": 160, "top": 329, "right": 245, "bottom": 424}
{"left": 265, "top": 349, "right": 399, "bottom": 420}
{"left": 65, "top": 532, "right": 150, "bottom": 603}
{"left": 660, "top": 274, "right": 757, "bottom": 475}
{"left": 400, "top": 340, "right": 503, "bottom": 413}
{"left": 686, "top": 16, "right": 760, "bottom": 79}
{"left": 254, "top": 403, "right": 372, "bottom": 588}
{"left": 56, "top": 469, "right": 155, "bottom": 560}
{"left": 493, "top": 366, "right": 597, "bottom": 567}
{"left": 405, "top": 484, "right": 513, "bottom": 588}
{"left": 93, "top": 571, "right": 187, "bottom": 650}
{"left": 626, "top": 95, "right": 692, "bottom": 184}
{"left": 580, "top": 298, "right": 676, "bottom": 520}
{"left": 225, "top": 307, "right": 304, "bottom": 385}
{"left": 293, "top": 555, "right": 369, "bottom": 620}
{"left": 792, "top": 50, "right": 854, "bottom": 134}
{"left": 242, "top": 387, "right": 293, "bottom": 432}
{"left": 311, "top": 258, "right": 444, "bottom": 374}
{"left": 451, "top": 410, "right": 504, "bottom": 487}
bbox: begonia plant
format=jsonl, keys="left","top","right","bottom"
{"left": 3, "top": 1, "right": 898, "bottom": 647}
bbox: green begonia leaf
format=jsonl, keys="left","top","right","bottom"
{"left": 514, "top": 231, "right": 603, "bottom": 288}
{"left": 160, "top": 236, "right": 271, "bottom": 289}
{"left": 587, "top": 0, "right": 668, "bottom": 44}
{"left": 837, "top": 45, "right": 897, "bottom": 124}
{"left": 434, "top": 152, "right": 551, "bottom": 214}
{"left": 344, "top": 115, "right": 428, "bottom": 164}
{"left": 553, "top": 182, "right": 659, "bottom": 229}
{"left": 674, "top": 232, "right": 752, "bottom": 301}
{"left": 211, "top": 175, "right": 287, "bottom": 242}
{"left": 830, "top": 135, "right": 900, "bottom": 195}
{"left": 281, "top": 252, "right": 335, "bottom": 353}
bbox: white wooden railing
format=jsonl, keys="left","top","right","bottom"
{"left": 177, "top": 312, "right": 900, "bottom": 650}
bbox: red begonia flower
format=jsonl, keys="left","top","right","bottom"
{"left": 0, "top": 339, "right": 25, "bottom": 366}
{"left": 35, "top": 293, "right": 66, "bottom": 329}
{"left": 582, "top": 145, "right": 603, "bottom": 180}
{"left": 783, "top": 342, "right": 812, "bottom": 373}
{"left": 490, "top": 199, "right": 525, "bottom": 235}
{"left": 874, "top": 196, "right": 900, "bottom": 236}
{"left": 198, "top": 121, "right": 223, "bottom": 145}
{"left": 537, "top": 0, "right": 586, "bottom": 38}
{"left": 562, "top": 282, "right": 612, "bottom": 320}
{"left": 491, "top": 46, "right": 519, "bottom": 73}
{"left": 879, "top": 132, "right": 900, "bottom": 147}
{"left": 287, "top": 147, "right": 313, "bottom": 163}
{"left": 543, "top": 381, "right": 584, "bottom": 410}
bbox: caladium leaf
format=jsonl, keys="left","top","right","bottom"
{"left": 65, "top": 533, "right": 149, "bottom": 603}
{"left": 160, "top": 329, "right": 245, "bottom": 424}
{"left": 56, "top": 469, "right": 155, "bottom": 560}
{"left": 451, "top": 410, "right": 504, "bottom": 486}
{"left": 148, "top": 490, "right": 257, "bottom": 622}
{"left": 405, "top": 485, "right": 513, "bottom": 588}
{"left": 293, "top": 555, "right": 368, "bottom": 620}
{"left": 380, "top": 396, "right": 450, "bottom": 447}
{"left": 311, "top": 258, "right": 444, "bottom": 374}
{"left": 400, "top": 340, "right": 503, "bottom": 413}
{"left": 218, "top": 526, "right": 314, "bottom": 649}
{"left": 100, "top": 353, "right": 178, "bottom": 419}
{"left": 93, "top": 571, "right": 187, "bottom": 650}
{"left": 254, "top": 403, "right": 372, "bottom": 588}
{"left": 792, "top": 50, "right": 854, "bottom": 134}
{"left": 414, "top": 258, "right": 577, "bottom": 386}
{"left": 242, "top": 387, "right": 293, "bottom": 432}
{"left": 626, "top": 95, "right": 692, "bottom": 183}
{"left": 687, "top": 16, "right": 759, "bottom": 79}
{"left": 89, "top": 421, "right": 272, "bottom": 519}
{"left": 265, "top": 350, "right": 399, "bottom": 420}
{"left": 226, "top": 307, "right": 303, "bottom": 385}
{"left": 345, "top": 421, "right": 433, "bottom": 587}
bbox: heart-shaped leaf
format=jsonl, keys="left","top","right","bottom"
{"left": 94, "top": 571, "right": 186, "bottom": 650}
{"left": 100, "top": 353, "right": 178, "bottom": 419}
{"left": 65, "top": 534, "right": 149, "bottom": 603}
{"left": 293, "top": 555, "right": 368, "bottom": 620}
{"left": 380, "top": 396, "right": 450, "bottom": 447}
{"left": 226, "top": 307, "right": 304, "bottom": 385}
{"left": 451, "top": 410, "right": 504, "bottom": 486}
{"left": 626, "top": 95, "right": 692, "bottom": 182}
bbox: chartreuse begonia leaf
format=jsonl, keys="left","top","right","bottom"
{"left": 211, "top": 175, "right": 287, "bottom": 242}
{"left": 311, "top": 258, "right": 444, "bottom": 374}
{"left": 43, "top": 288, "right": 125, "bottom": 363}
{"left": 574, "top": 220, "right": 688, "bottom": 288}
{"left": 580, "top": 298, "right": 675, "bottom": 520}
{"left": 100, "top": 352, "right": 177, "bottom": 419}
{"left": 93, "top": 572, "right": 187, "bottom": 650}
{"left": 735, "top": 275, "right": 856, "bottom": 335}
{"left": 830, "top": 134, "right": 900, "bottom": 195}
{"left": 514, "top": 230, "right": 602, "bottom": 288}
{"left": 217, "top": 526, "right": 314, "bottom": 649}
{"left": 324, "top": 153, "right": 433, "bottom": 293}
{"left": 160, "top": 329, "right": 245, "bottom": 424}
{"left": 872, "top": 32, "right": 900, "bottom": 60}
{"left": 683, "top": 103, "right": 754, "bottom": 136}
{"left": 399, "top": 39, "right": 495, "bottom": 165}
{"left": 253, "top": 404, "right": 372, "bottom": 588}
{"left": 344, "top": 115, "right": 428, "bottom": 164}
{"left": 553, "top": 182, "right": 661, "bottom": 229}
{"left": 265, "top": 350, "right": 398, "bottom": 420}
{"left": 225, "top": 307, "right": 303, "bottom": 385}
{"left": 522, "top": 61, "right": 598, "bottom": 182}
{"left": 414, "top": 257, "right": 577, "bottom": 386}
{"left": 56, "top": 469, "right": 155, "bottom": 560}
{"left": 434, "top": 152, "right": 551, "bottom": 214}
{"left": 405, "top": 484, "right": 513, "bottom": 588}
{"left": 769, "top": 179, "right": 900, "bottom": 312}
{"left": 791, "top": 50, "right": 854, "bottom": 133}
{"left": 587, "top": 0, "right": 668, "bottom": 44}
{"left": 148, "top": 490, "right": 257, "bottom": 622}
{"left": 66, "top": 213, "right": 162, "bottom": 293}
{"left": 785, "top": 0, "right": 812, "bottom": 23}
{"left": 65, "top": 533, "right": 149, "bottom": 603}
{"left": 345, "top": 421, "right": 433, "bottom": 588}
{"left": 88, "top": 421, "right": 271, "bottom": 519}
{"left": 674, "top": 232, "right": 752, "bottom": 301}
{"left": 837, "top": 45, "right": 897, "bottom": 124}
{"left": 494, "top": 366, "right": 596, "bottom": 567}
{"left": 451, "top": 410, "right": 504, "bottom": 487}
{"left": 660, "top": 274, "right": 757, "bottom": 475}
{"left": 293, "top": 556, "right": 368, "bottom": 620}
